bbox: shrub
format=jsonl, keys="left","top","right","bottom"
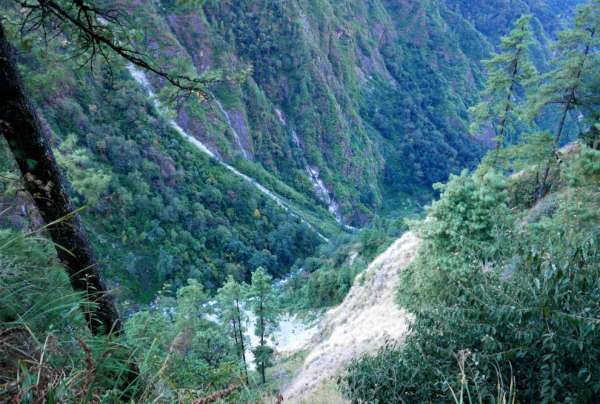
{"left": 341, "top": 164, "right": 600, "bottom": 403}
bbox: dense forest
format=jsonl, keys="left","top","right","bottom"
{"left": 0, "top": 0, "right": 598, "bottom": 402}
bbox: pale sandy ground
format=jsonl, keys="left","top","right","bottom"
{"left": 282, "top": 231, "right": 421, "bottom": 402}
{"left": 245, "top": 311, "right": 320, "bottom": 370}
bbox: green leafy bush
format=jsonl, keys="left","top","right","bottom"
{"left": 341, "top": 162, "right": 600, "bottom": 402}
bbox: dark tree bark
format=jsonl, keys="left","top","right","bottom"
{"left": 234, "top": 298, "right": 249, "bottom": 383}
{"left": 0, "top": 22, "right": 121, "bottom": 336}
{"left": 496, "top": 47, "right": 521, "bottom": 150}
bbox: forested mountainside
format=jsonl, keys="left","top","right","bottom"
{"left": 154, "top": 0, "right": 582, "bottom": 220}
{"left": 1, "top": 0, "right": 598, "bottom": 402}
{"left": 0, "top": 0, "right": 582, "bottom": 302}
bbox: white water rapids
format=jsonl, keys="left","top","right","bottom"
{"left": 161, "top": 298, "right": 318, "bottom": 372}
{"left": 127, "top": 65, "right": 328, "bottom": 242}
{"left": 201, "top": 286, "right": 318, "bottom": 372}
{"left": 306, "top": 165, "right": 342, "bottom": 222}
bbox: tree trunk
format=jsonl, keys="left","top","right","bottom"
{"left": 0, "top": 22, "right": 121, "bottom": 336}
{"left": 536, "top": 28, "right": 595, "bottom": 201}
{"left": 259, "top": 296, "right": 266, "bottom": 384}
{"left": 234, "top": 298, "right": 249, "bottom": 383}
{"left": 536, "top": 103, "right": 570, "bottom": 199}
{"left": 231, "top": 319, "right": 240, "bottom": 350}
{"left": 496, "top": 48, "right": 521, "bottom": 151}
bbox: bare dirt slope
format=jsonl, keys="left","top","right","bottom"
{"left": 283, "top": 231, "right": 421, "bottom": 401}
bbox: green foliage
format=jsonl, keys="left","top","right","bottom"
{"left": 2, "top": 0, "right": 582, "bottom": 306}
{"left": 125, "top": 279, "right": 242, "bottom": 396}
{"left": 1, "top": 0, "right": 594, "bottom": 401}
{"left": 282, "top": 218, "right": 403, "bottom": 310}
{"left": 0, "top": 229, "right": 83, "bottom": 333}
{"left": 422, "top": 171, "right": 510, "bottom": 253}
{"left": 470, "top": 15, "right": 538, "bottom": 147}
{"left": 0, "top": 230, "right": 138, "bottom": 402}
{"left": 526, "top": 1, "right": 599, "bottom": 124}
{"left": 9, "top": 48, "right": 322, "bottom": 301}
{"left": 342, "top": 162, "right": 600, "bottom": 402}
{"left": 444, "top": 0, "right": 583, "bottom": 44}
{"left": 216, "top": 276, "right": 249, "bottom": 378}
{"left": 342, "top": 5, "right": 600, "bottom": 399}
{"left": 566, "top": 145, "right": 600, "bottom": 186}
{"left": 54, "top": 134, "right": 112, "bottom": 206}
{"left": 361, "top": 76, "right": 482, "bottom": 194}
{"left": 0, "top": 223, "right": 295, "bottom": 401}
{"left": 248, "top": 267, "right": 278, "bottom": 383}
{"left": 397, "top": 169, "right": 513, "bottom": 311}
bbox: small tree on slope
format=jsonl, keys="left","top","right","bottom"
{"left": 248, "top": 267, "right": 278, "bottom": 384}
{"left": 217, "top": 276, "right": 249, "bottom": 382}
{"left": 470, "top": 15, "right": 538, "bottom": 152}
{"left": 527, "top": 0, "right": 599, "bottom": 199}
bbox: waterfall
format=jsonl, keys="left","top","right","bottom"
{"left": 215, "top": 100, "right": 250, "bottom": 159}
{"left": 306, "top": 165, "right": 342, "bottom": 222}
{"left": 275, "top": 108, "right": 287, "bottom": 125}
{"left": 127, "top": 65, "right": 328, "bottom": 242}
{"left": 290, "top": 128, "right": 302, "bottom": 149}
{"left": 285, "top": 120, "right": 343, "bottom": 224}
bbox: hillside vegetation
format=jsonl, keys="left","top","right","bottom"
{"left": 0, "top": 0, "right": 582, "bottom": 301}
{"left": 342, "top": 144, "right": 600, "bottom": 402}
{"left": 341, "top": 2, "right": 600, "bottom": 401}
{"left": 0, "top": 0, "right": 597, "bottom": 402}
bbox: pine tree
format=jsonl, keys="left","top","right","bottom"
{"left": 173, "top": 279, "right": 233, "bottom": 370}
{"left": 175, "top": 279, "right": 208, "bottom": 327}
{"left": 217, "top": 276, "right": 249, "bottom": 382}
{"left": 248, "top": 267, "right": 278, "bottom": 384}
{"left": 470, "top": 15, "right": 537, "bottom": 151}
{"left": 528, "top": 0, "right": 599, "bottom": 198}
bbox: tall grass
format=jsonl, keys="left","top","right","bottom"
{"left": 0, "top": 225, "right": 142, "bottom": 402}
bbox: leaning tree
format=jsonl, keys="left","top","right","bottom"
{"left": 0, "top": 0, "right": 216, "bottom": 335}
